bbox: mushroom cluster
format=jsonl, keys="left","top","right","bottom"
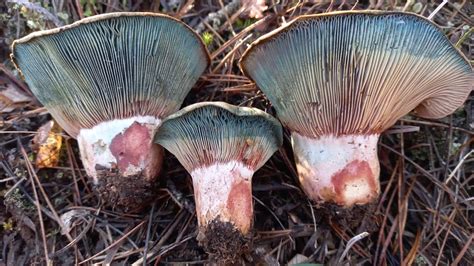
{"left": 11, "top": 12, "right": 210, "bottom": 211}
{"left": 240, "top": 11, "right": 473, "bottom": 207}
{"left": 154, "top": 102, "right": 282, "bottom": 261}
{"left": 10, "top": 9, "right": 473, "bottom": 263}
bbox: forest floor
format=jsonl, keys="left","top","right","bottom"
{"left": 0, "top": 0, "right": 473, "bottom": 265}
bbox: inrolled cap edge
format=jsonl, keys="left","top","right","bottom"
{"left": 11, "top": 12, "right": 211, "bottom": 137}
{"left": 239, "top": 10, "right": 473, "bottom": 126}
{"left": 239, "top": 10, "right": 471, "bottom": 73}
{"left": 11, "top": 12, "right": 211, "bottom": 75}
{"left": 155, "top": 101, "right": 283, "bottom": 171}
{"left": 162, "top": 101, "right": 282, "bottom": 128}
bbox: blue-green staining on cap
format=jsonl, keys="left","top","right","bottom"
{"left": 240, "top": 11, "right": 473, "bottom": 138}
{"left": 240, "top": 11, "right": 473, "bottom": 207}
{"left": 12, "top": 12, "right": 210, "bottom": 137}
{"left": 11, "top": 13, "right": 210, "bottom": 211}
{"left": 154, "top": 102, "right": 282, "bottom": 261}
{"left": 154, "top": 102, "right": 283, "bottom": 172}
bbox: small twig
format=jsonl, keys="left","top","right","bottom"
{"left": 374, "top": 166, "right": 399, "bottom": 265}
{"left": 451, "top": 234, "right": 473, "bottom": 266}
{"left": 308, "top": 200, "right": 317, "bottom": 233}
{"left": 400, "top": 118, "right": 474, "bottom": 135}
{"left": 398, "top": 122, "right": 406, "bottom": 263}
{"left": 79, "top": 220, "right": 146, "bottom": 264}
{"left": 157, "top": 234, "right": 196, "bottom": 256}
{"left": 380, "top": 143, "right": 459, "bottom": 200}
{"left": 339, "top": 232, "right": 370, "bottom": 263}
{"left": 436, "top": 221, "right": 453, "bottom": 265}
{"left": 3, "top": 177, "right": 26, "bottom": 197}
{"left": 444, "top": 150, "right": 473, "bottom": 184}
{"left": 379, "top": 213, "right": 399, "bottom": 264}
{"left": 428, "top": 0, "right": 448, "bottom": 20}
{"left": 175, "top": 0, "right": 195, "bottom": 19}
{"left": 253, "top": 196, "right": 286, "bottom": 231}
{"left": 384, "top": 125, "right": 420, "bottom": 134}
{"left": 329, "top": 220, "right": 371, "bottom": 258}
{"left": 66, "top": 140, "right": 82, "bottom": 205}
{"left": 19, "top": 139, "right": 50, "bottom": 265}
{"left": 52, "top": 217, "right": 94, "bottom": 256}
{"left": 403, "top": 0, "right": 415, "bottom": 12}
{"left": 210, "top": 13, "right": 274, "bottom": 60}
{"left": 420, "top": 211, "right": 456, "bottom": 254}
{"left": 142, "top": 203, "right": 155, "bottom": 266}
{"left": 211, "top": 34, "right": 253, "bottom": 73}
{"left": 132, "top": 210, "right": 186, "bottom": 265}
{"left": 18, "top": 140, "right": 84, "bottom": 260}
{"left": 20, "top": 146, "right": 77, "bottom": 238}
{"left": 66, "top": 140, "right": 91, "bottom": 194}
{"left": 455, "top": 27, "right": 473, "bottom": 48}
{"left": 165, "top": 178, "right": 195, "bottom": 213}
{"left": 403, "top": 230, "right": 422, "bottom": 265}
{"left": 74, "top": 0, "right": 84, "bottom": 19}
{"left": 0, "top": 176, "right": 18, "bottom": 183}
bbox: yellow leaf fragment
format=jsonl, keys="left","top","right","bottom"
{"left": 34, "top": 120, "right": 63, "bottom": 169}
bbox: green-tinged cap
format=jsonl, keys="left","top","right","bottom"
{"left": 240, "top": 11, "right": 473, "bottom": 137}
{"left": 12, "top": 12, "right": 210, "bottom": 137}
{"left": 154, "top": 102, "right": 283, "bottom": 172}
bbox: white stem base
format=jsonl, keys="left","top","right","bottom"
{"left": 77, "top": 116, "right": 162, "bottom": 183}
{"left": 191, "top": 161, "right": 254, "bottom": 234}
{"left": 292, "top": 133, "right": 380, "bottom": 207}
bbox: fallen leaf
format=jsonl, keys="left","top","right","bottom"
{"left": 0, "top": 77, "right": 32, "bottom": 113}
{"left": 33, "top": 120, "right": 63, "bottom": 169}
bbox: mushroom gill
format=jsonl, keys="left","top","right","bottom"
{"left": 11, "top": 12, "right": 210, "bottom": 211}
{"left": 240, "top": 11, "right": 473, "bottom": 207}
{"left": 154, "top": 102, "right": 282, "bottom": 262}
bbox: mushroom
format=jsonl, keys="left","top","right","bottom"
{"left": 11, "top": 12, "right": 210, "bottom": 211}
{"left": 240, "top": 11, "right": 473, "bottom": 207}
{"left": 154, "top": 102, "right": 282, "bottom": 261}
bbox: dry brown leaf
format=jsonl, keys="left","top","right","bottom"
{"left": 33, "top": 120, "right": 63, "bottom": 169}
{"left": 0, "top": 76, "right": 32, "bottom": 113}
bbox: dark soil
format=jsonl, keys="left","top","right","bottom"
{"left": 318, "top": 202, "right": 379, "bottom": 231}
{"left": 197, "top": 219, "right": 252, "bottom": 264}
{"left": 95, "top": 166, "right": 159, "bottom": 213}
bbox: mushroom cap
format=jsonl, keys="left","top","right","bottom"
{"left": 240, "top": 11, "right": 473, "bottom": 138}
{"left": 11, "top": 12, "right": 210, "bottom": 138}
{"left": 154, "top": 102, "right": 283, "bottom": 172}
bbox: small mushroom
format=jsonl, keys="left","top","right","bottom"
{"left": 154, "top": 102, "right": 282, "bottom": 262}
{"left": 240, "top": 11, "right": 473, "bottom": 207}
{"left": 11, "top": 12, "right": 210, "bottom": 211}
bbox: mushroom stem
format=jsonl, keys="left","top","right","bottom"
{"left": 77, "top": 115, "right": 163, "bottom": 210}
{"left": 191, "top": 161, "right": 254, "bottom": 236}
{"left": 292, "top": 133, "right": 380, "bottom": 207}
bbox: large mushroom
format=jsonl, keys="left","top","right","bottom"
{"left": 154, "top": 102, "right": 282, "bottom": 262}
{"left": 11, "top": 12, "right": 210, "bottom": 211}
{"left": 240, "top": 11, "right": 473, "bottom": 207}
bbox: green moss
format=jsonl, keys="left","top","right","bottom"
{"left": 4, "top": 188, "right": 36, "bottom": 215}
{"left": 202, "top": 32, "right": 213, "bottom": 47}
